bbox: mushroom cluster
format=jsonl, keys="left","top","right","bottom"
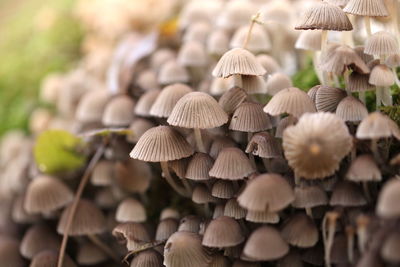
{"left": 1, "top": 0, "right": 400, "bottom": 266}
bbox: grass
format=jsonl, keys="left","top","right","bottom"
{"left": 0, "top": 0, "right": 83, "bottom": 137}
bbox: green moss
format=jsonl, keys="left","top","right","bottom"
{"left": 292, "top": 58, "right": 320, "bottom": 91}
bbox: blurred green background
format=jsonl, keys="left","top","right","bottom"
{"left": 0, "top": 0, "right": 83, "bottom": 137}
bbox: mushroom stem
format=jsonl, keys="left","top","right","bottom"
{"left": 392, "top": 67, "right": 400, "bottom": 88}
{"left": 247, "top": 132, "right": 256, "bottom": 169}
{"left": 358, "top": 91, "right": 366, "bottom": 104}
{"left": 376, "top": 87, "right": 382, "bottom": 108}
{"left": 313, "top": 52, "right": 324, "bottom": 84}
{"left": 57, "top": 144, "right": 106, "bottom": 267}
{"left": 262, "top": 158, "right": 272, "bottom": 172}
{"left": 323, "top": 211, "right": 340, "bottom": 267}
{"left": 371, "top": 138, "right": 380, "bottom": 162}
{"left": 364, "top": 16, "right": 372, "bottom": 37}
{"left": 345, "top": 226, "right": 355, "bottom": 263}
{"left": 356, "top": 217, "right": 369, "bottom": 253}
{"left": 88, "top": 234, "right": 119, "bottom": 262}
{"left": 320, "top": 30, "right": 328, "bottom": 85}
{"left": 160, "top": 161, "right": 189, "bottom": 197}
{"left": 362, "top": 182, "right": 371, "bottom": 202}
{"left": 194, "top": 128, "right": 207, "bottom": 153}
{"left": 343, "top": 69, "right": 350, "bottom": 95}
{"left": 243, "top": 12, "right": 260, "bottom": 49}
{"left": 305, "top": 207, "right": 313, "bottom": 218}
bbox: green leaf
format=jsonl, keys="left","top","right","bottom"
{"left": 34, "top": 130, "right": 86, "bottom": 174}
{"left": 79, "top": 127, "right": 132, "bottom": 138}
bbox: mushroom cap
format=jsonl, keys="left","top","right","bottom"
{"left": 238, "top": 173, "right": 294, "bottom": 212}
{"left": 130, "top": 249, "right": 163, "bottom": 267}
{"left": 295, "top": 1, "right": 353, "bottom": 31}
{"left": 386, "top": 53, "right": 400, "bottom": 68}
{"left": 91, "top": 160, "right": 114, "bottom": 186}
{"left": 102, "top": 95, "right": 135, "bottom": 127}
{"left": 356, "top": 112, "right": 400, "bottom": 140}
{"left": 24, "top": 175, "right": 73, "bottom": 214}
{"left": 116, "top": 197, "right": 146, "bottom": 223}
{"left": 211, "top": 180, "right": 235, "bottom": 199}
{"left": 381, "top": 231, "right": 400, "bottom": 263}
{"left": 75, "top": 89, "right": 109, "bottom": 123}
{"left": 365, "top": 31, "right": 399, "bottom": 56}
{"left": 329, "top": 181, "right": 367, "bottom": 207}
{"left": 185, "top": 153, "right": 214, "bottom": 181}
{"left": 245, "top": 132, "right": 282, "bottom": 159}
{"left": 136, "top": 69, "right": 160, "bottom": 91}
{"left": 130, "top": 126, "right": 194, "bottom": 162}
{"left": 242, "top": 226, "right": 289, "bottom": 261}
{"left": 192, "top": 184, "right": 217, "bottom": 204}
{"left": 158, "top": 60, "right": 190, "bottom": 85}
{"left": 346, "top": 154, "right": 381, "bottom": 182}
{"left": 209, "top": 147, "right": 256, "bottom": 180}
{"left": 167, "top": 92, "right": 228, "bottom": 129}
{"left": 241, "top": 75, "right": 267, "bottom": 94}
{"left": 230, "top": 24, "right": 271, "bottom": 53}
{"left": 292, "top": 185, "right": 328, "bottom": 208}
{"left": 281, "top": 213, "right": 319, "bottom": 248}
{"left": 207, "top": 29, "right": 230, "bottom": 56}
{"left": 209, "top": 77, "right": 231, "bottom": 96}
{"left": 151, "top": 48, "right": 176, "bottom": 71}
{"left": 178, "top": 215, "right": 201, "bottom": 233}
{"left": 57, "top": 199, "right": 106, "bottom": 236}
{"left": 202, "top": 216, "right": 245, "bottom": 248}
{"left": 112, "top": 222, "right": 151, "bottom": 250}
{"left": 348, "top": 72, "right": 375, "bottom": 92}
{"left": 343, "top": 0, "right": 388, "bottom": 16}
{"left": 377, "top": 178, "right": 400, "bottom": 218}
{"left": 230, "top": 102, "right": 272, "bottom": 132}
{"left": 150, "top": 83, "right": 193, "bottom": 118}
{"left": 218, "top": 86, "right": 247, "bottom": 115}
{"left": 20, "top": 224, "right": 60, "bottom": 259}
{"left": 30, "top": 250, "right": 76, "bottom": 267}
{"left": 156, "top": 218, "right": 179, "bottom": 241}
{"left": 76, "top": 242, "right": 107, "bottom": 265}
{"left": 135, "top": 89, "right": 161, "bottom": 117}
{"left": 209, "top": 136, "right": 237, "bottom": 159}
{"left": 216, "top": 0, "right": 258, "bottom": 31}
{"left": 224, "top": 198, "right": 247, "bottom": 219}
{"left": 114, "top": 159, "right": 152, "bottom": 193}
{"left": 276, "top": 116, "right": 298, "bottom": 138}
{"left": 336, "top": 96, "right": 368, "bottom": 122}
{"left": 256, "top": 54, "right": 281, "bottom": 74}
{"left": 263, "top": 87, "right": 316, "bottom": 118}
{"left": 315, "top": 85, "right": 347, "bottom": 112}
{"left": 369, "top": 64, "right": 395, "bottom": 87}
{"left": 212, "top": 48, "right": 266, "bottom": 78}
{"left": 245, "top": 210, "right": 280, "bottom": 224}
{"left": 295, "top": 30, "right": 322, "bottom": 51}
{"left": 324, "top": 0, "right": 350, "bottom": 8}
{"left": 127, "top": 118, "right": 156, "bottom": 143}
{"left": 178, "top": 41, "right": 208, "bottom": 67}
{"left": 183, "top": 21, "right": 211, "bottom": 44}
{"left": 283, "top": 112, "right": 352, "bottom": 179}
{"left": 265, "top": 73, "right": 293, "bottom": 96}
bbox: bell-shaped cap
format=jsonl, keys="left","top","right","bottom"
{"left": 245, "top": 210, "right": 280, "bottom": 224}
{"left": 130, "top": 249, "right": 163, "bottom": 267}
{"left": 202, "top": 216, "right": 244, "bottom": 248}
{"left": 230, "top": 25, "right": 271, "bottom": 54}
{"left": 356, "top": 112, "right": 400, "bottom": 140}
{"left": 245, "top": 132, "right": 282, "bottom": 159}
{"left": 283, "top": 112, "right": 352, "bottom": 179}
{"left": 230, "top": 102, "right": 272, "bottom": 132}
{"left": 281, "top": 213, "right": 319, "bottom": 248}
{"left": 136, "top": 69, "right": 160, "bottom": 91}
{"left": 178, "top": 41, "right": 208, "bottom": 67}
{"left": 336, "top": 95, "right": 368, "bottom": 122}
{"left": 135, "top": 89, "right": 161, "bottom": 117}
{"left": 30, "top": 250, "right": 76, "bottom": 267}
{"left": 376, "top": 178, "right": 400, "bottom": 218}
{"left": 211, "top": 180, "right": 235, "bottom": 199}
{"left": 330, "top": 181, "right": 367, "bottom": 207}
{"left": 150, "top": 48, "right": 176, "bottom": 72}
{"left": 256, "top": 54, "right": 280, "bottom": 74}
{"left": 218, "top": 86, "right": 247, "bottom": 115}
{"left": 115, "top": 159, "right": 152, "bottom": 193}
{"left": 343, "top": 0, "right": 388, "bottom": 16}
{"left": 238, "top": 173, "right": 294, "bottom": 212}
{"left": 76, "top": 89, "right": 109, "bottom": 123}
{"left": 224, "top": 198, "right": 247, "bottom": 219}
{"left": 130, "top": 126, "right": 194, "bottom": 162}
{"left": 346, "top": 154, "right": 381, "bottom": 182}
{"left": 192, "top": 184, "right": 217, "bottom": 204}
{"left": 168, "top": 92, "right": 228, "bottom": 129}
{"left": 365, "top": 31, "right": 399, "bottom": 57}
{"left": 178, "top": 215, "right": 201, "bottom": 233}
{"left": 102, "top": 95, "right": 135, "bottom": 127}
{"left": 320, "top": 45, "right": 369, "bottom": 75}
{"left": 76, "top": 241, "right": 107, "bottom": 265}
{"left": 315, "top": 85, "right": 347, "bottom": 112}
{"left": 348, "top": 72, "right": 375, "bottom": 92}
{"left": 112, "top": 222, "right": 151, "bottom": 251}
{"left": 207, "top": 29, "right": 230, "bottom": 56}
{"left": 156, "top": 218, "right": 179, "bottom": 241}
{"left": 20, "top": 224, "right": 60, "bottom": 259}
{"left": 295, "top": 30, "right": 322, "bottom": 51}
{"left": 127, "top": 118, "right": 156, "bottom": 143}
{"left": 116, "top": 197, "right": 146, "bottom": 223}
{"left": 158, "top": 60, "right": 190, "bottom": 85}
{"left": 185, "top": 153, "right": 214, "bottom": 181}
{"left": 265, "top": 73, "right": 293, "bottom": 96}
{"left": 369, "top": 64, "right": 395, "bottom": 87}
{"left": 292, "top": 185, "right": 328, "bottom": 208}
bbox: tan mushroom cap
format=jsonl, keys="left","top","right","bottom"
{"left": 209, "top": 136, "right": 237, "bottom": 159}
{"left": 365, "top": 31, "right": 399, "bottom": 57}
{"left": 386, "top": 53, "right": 400, "bottom": 68}
{"left": 292, "top": 185, "right": 328, "bottom": 208}
{"left": 264, "top": 87, "right": 316, "bottom": 118}
{"left": 158, "top": 60, "right": 190, "bottom": 85}
{"left": 57, "top": 199, "right": 106, "bottom": 236}
{"left": 242, "top": 226, "right": 289, "bottom": 261}
{"left": 130, "top": 249, "right": 163, "bottom": 267}
{"left": 150, "top": 83, "right": 193, "bottom": 118}
{"left": 136, "top": 69, "right": 160, "bottom": 91}
{"left": 207, "top": 29, "right": 230, "bottom": 56}
{"left": 212, "top": 48, "right": 266, "bottom": 78}
{"left": 168, "top": 92, "right": 228, "bottom": 129}
{"left": 245, "top": 210, "right": 280, "bottom": 224}
{"left": 216, "top": 0, "right": 257, "bottom": 31}
{"left": 224, "top": 198, "right": 247, "bottom": 219}
{"left": 135, "top": 89, "right": 161, "bottom": 117}
{"left": 115, "top": 197, "right": 146, "bottom": 223}
{"left": 238, "top": 173, "right": 294, "bottom": 212}
{"left": 112, "top": 222, "right": 151, "bottom": 251}
{"left": 346, "top": 154, "right": 381, "bottom": 182}
{"left": 348, "top": 72, "right": 375, "bottom": 92}
{"left": 344, "top": 0, "right": 388, "bottom": 16}
{"left": 276, "top": 116, "right": 298, "bottom": 138}
{"left": 185, "top": 152, "right": 214, "bottom": 181}
{"left": 156, "top": 218, "right": 179, "bottom": 241}
{"left": 129, "top": 126, "right": 194, "bottom": 162}
{"left": 150, "top": 48, "right": 176, "bottom": 72}
{"left": 164, "top": 231, "right": 210, "bottom": 267}
{"left": 75, "top": 89, "right": 109, "bottom": 123}
{"left": 30, "top": 250, "right": 77, "bottom": 267}
{"left": 256, "top": 54, "right": 280, "bottom": 74}
{"left": 336, "top": 96, "right": 368, "bottom": 122}
{"left": 102, "top": 95, "right": 135, "bottom": 127}
{"left": 369, "top": 64, "right": 395, "bottom": 87}
{"left": 209, "top": 147, "right": 256, "bottom": 180}
{"left": 218, "top": 86, "right": 247, "bottom": 115}
{"left": 241, "top": 75, "right": 267, "bottom": 94}
{"left": 376, "top": 178, "right": 400, "bottom": 218}
{"left": 76, "top": 241, "right": 107, "bottom": 265}
{"left": 91, "top": 160, "right": 113, "bottom": 186}
{"left": 295, "top": 30, "right": 322, "bottom": 51}
{"left": 245, "top": 132, "right": 282, "bottom": 159}
{"left": 178, "top": 215, "right": 201, "bottom": 233}
{"left": 230, "top": 102, "right": 272, "bottom": 132}
{"left": 283, "top": 112, "right": 352, "bottom": 179}
{"left": 114, "top": 159, "right": 152, "bottom": 193}
{"left": 20, "top": 224, "right": 60, "bottom": 259}
{"left": 127, "top": 118, "right": 156, "bottom": 143}
{"left": 202, "top": 216, "right": 244, "bottom": 248}
{"left": 192, "top": 184, "right": 217, "bottom": 204}
{"left": 265, "top": 73, "right": 293, "bottom": 96}
{"left": 24, "top": 175, "right": 73, "bottom": 214}
{"left": 315, "top": 85, "right": 347, "bottom": 112}
{"left": 213, "top": 204, "right": 225, "bottom": 219}
{"left": 178, "top": 41, "right": 208, "bottom": 67}
{"left": 281, "top": 213, "right": 319, "bottom": 248}
{"left": 230, "top": 24, "right": 271, "bottom": 53}
{"left": 330, "top": 181, "right": 367, "bottom": 207}
{"left": 211, "top": 180, "right": 235, "bottom": 199}
{"left": 209, "top": 77, "right": 231, "bottom": 96}
{"left": 295, "top": 1, "right": 353, "bottom": 31}
{"left": 356, "top": 112, "right": 400, "bottom": 140}
{"left": 381, "top": 231, "right": 400, "bottom": 264}
{"left": 324, "top": 0, "right": 350, "bottom": 8}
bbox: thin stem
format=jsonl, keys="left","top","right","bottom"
{"left": 320, "top": 30, "right": 328, "bottom": 85}
{"left": 376, "top": 87, "right": 382, "bottom": 109}
{"left": 88, "top": 234, "right": 119, "bottom": 262}
{"left": 243, "top": 13, "right": 260, "bottom": 49}
{"left": 364, "top": 16, "right": 372, "bottom": 37}
{"left": 160, "top": 161, "right": 189, "bottom": 197}
{"left": 194, "top": 128, "right": 206, "bottom": 153}
{"left": 305, "top": 207, "right": 313, "bottom": 218}
{"left": 247, "top": 132, "right": 256, "bottom": 169}
{"left": 362, "top": 182, "right": 371, "bottom": 202}
{"left": 57, "top": 144, "right": 106, "bottom": 267}
{"left": 346, "top": 227, "right": 355, "bottom": 263}
{"left": 343, "top": 68, "right": 350, "bottom": 95}
{"left": 359, "top": 91, "right": 366, "bottom": 104}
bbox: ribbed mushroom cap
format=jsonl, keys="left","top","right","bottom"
{"left": 295, "top": 30, "right": 322, "bottom": 51}
{"left": 192, "top": 184, "right": 217, "bottom": 204}
{"left": 218, "top": 86, "right": 247, "bottom": 115}
{"left": 265, "top": 73, "right": 293, "bottom": 96}
{"left": 307, "top": 85, "right": 319, "bottom": 103}
{"left": 164, "top": 231, "right": 210, "bottom": 267}
{"left": 202, "top": 216, "right": 244, "bottom": 248}
{"left": 283, "top": 112, "right": 352, "bottom": 179}
{"left": 178, "top": 215, "right": 201, "bottom": 233}
{"left": 167, "top": 92, "right": 228, "bottom": 129}
{"left": 354, "top": 45, "right": 374, "bottom": 63}
{"left": 150, "top": 48, "right": 176, "bottom": 71}
{"left": 256, "top": 54, "right": 280, "bottom": 74}
{"left": 348, "top": 72, "right": 375, "bottom": 92}
{"left": 230, "top": 102, "right": 272, "bottom": 132}
{"left": 211, "top": 180, "right": 235, "bottom": 199}
{"left": 112, "top": 222, "right": 151, "bottom": 250}
{"left": 381, "top": 231, "right": 400, "bottom": 263}
{"left": 135, "top": 89, "right": 161, "bottom": 117}
{"left": 224, "top": 199, "right": 247, "bottom": 219}
{"left": 369, "top": 64, "right": 395, "bottom": 87}
{"left": 346, "top": 154, "right": 381, "bottom": 182}
{"left": 158, "top": 60, "right": 190, "bottom": 85}
{"left": 12, "top": 194, "right": 39, "bottom": 224}
{"left": 343, "top": 0, "right": 388, "bottom": 16}
{"left": 245, "top": 210, "right": 280, "bottom": 224}
{"left": 386, "top": 53, "right": 400, "bottom": 68}
{"left": 324, "top": 0, "right": 350, "bottom": 8}
{"left": 77, "top": 242, "right": 107, "bottom": 265}
{"left": 57, "top": 199, "right": 106, "bottom": 236}
{"left": 102, "top": 95, "right": 135, "bottom": 127}
{"left": 75, "top": 89, "right": 109, "bottom": 123}
{"left": 20, "top": 224, "right": 60, "bottom": 259}
{"left": 114, "top": 159, "right": 152, "bottom": 193}
{"left": 178, "top": 41, "right": 208, "bottom": 67}
{"left": 315, "top": 85, "right": 347, "bottom": 112}
{"left": 263, "top": 87, "right": 316, "bottom": 118}
{"left": 213, "top": 204, "right": 225, "bottom": 219}
{"left": 292, "top": 185, "right": 328, "bottom": 208}
{"left": 376, "top": 178, "right": 400, "bottom": 218}
{"left": 281, "top": 213, "right": 318, "bottom": 248}
{"left": 238, "top": 173, "right": 294, "bottom": 212}
{"left": 149, "top": 83, "right": 192, "bottom": 118}
{"left": 30, "top": 250, "right": 76, "bottom": 267}
{"left": 24, "top": 175, "right": 73, "bottom": 214}
{"left": 185, "top": 153, "right": 214, "bottom": 181}
{"left": 245, "top": 132, "right": 282, "bottom": 158}
{"left": 336, "top": 95, "right": 368, "bottom": 122}
{"left": 130, "top": 126, "right": 194, "bottom": 162}
{"left": 356, "top": 112, "right": 400, "bottom": 140}
{"left": 116, "top": 197, "right": 146, "bottom": 223}
{"left": 95, "top": 187, "right": 119, "bottom": 209}
{"left": 241, "top": 75, "right": 266, "bottom": 94}
{"left": 127, "top": 118, "right": 156, "bottom": 143}
{"left": 207, "top": 29, "right": 230, "bottom": 56}
{"left": 130, "top": 249, "right": 163, "bottom": 267}
{"left": 320, "top": 45, "right": 369, "bottom": 75}
{"left": 365, "top": 31, "right": 399, "bottom": 56}
{"left": 212, "top": 48, "right": 266, "bottom": 78}
{"left": 330, "top": 181, "right": 367, "bottom": 207}
{"left": 209, "top": 147, "right": 256, "bottom": 180}
{"left": 156, "top": 218, "right": 179, "bottom": 241}
{"left": 295, "top": 1, "right": 353, "bottom": 31}
{"left": 136, "top": 70, "right": 159, "bottom": 91}
{"left": 216, "top": 0, "right": 257, "bottom": 31}
{"left": 91, "top": 160, "right": 113, "bottom": 186}
{"left": 209, "top": 136, "right": 237, "bottom": 159}
{"left": 276, "top": 116, "right": 298, "bottom": 138}
{"left": 242, "top": 226, "right": 289, "bottom": 261}
{"left": 230, "top": 25, "right": 271, "bottom": 53}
